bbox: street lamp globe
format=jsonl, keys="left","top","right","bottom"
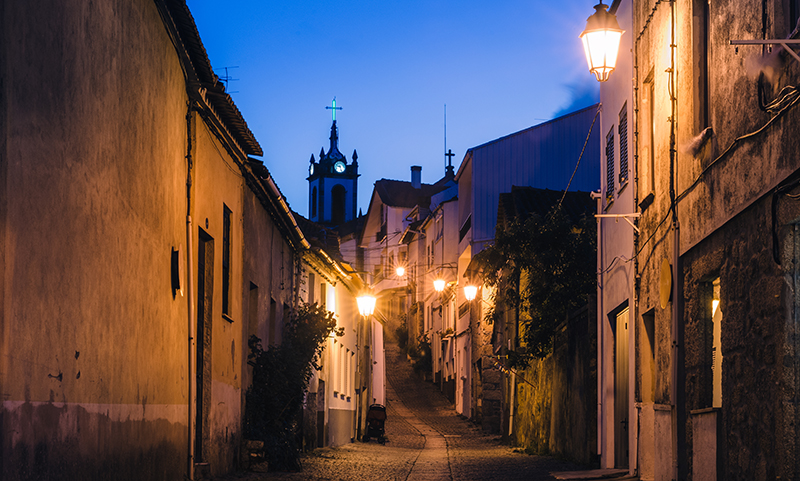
{"left": 433, "top": 278, "right": 446, "bottom": 292}
{"left": 580, "top": 2, "right": 624, "bottom": 82}
{"left": 356, "top": 294, "right": 376, "bottom": 318}
{"left": 396, "top": 266, "right": 406, "bottom": 277}
{"left": 464, "top": 285, "right": 478, "bottom": 301}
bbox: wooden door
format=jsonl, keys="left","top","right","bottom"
{"left": 615, "top": 307, "right": 629, "bottom": 468}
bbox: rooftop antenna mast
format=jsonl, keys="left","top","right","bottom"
{"left": 444, "top": 104, "right": 447, "bottom": 174}
{"left": 217, "top": 66, "right": 239, "bottom": 93}
{"left": 444, "top": 105, "right": 455, "bottom": 176}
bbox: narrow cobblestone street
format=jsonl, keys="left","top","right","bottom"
{"left": 218, "top": 336, "right": 585, "bottom": 481}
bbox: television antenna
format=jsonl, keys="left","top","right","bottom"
{"left": 217, "top": 66, "right": 239, "bottom": 93}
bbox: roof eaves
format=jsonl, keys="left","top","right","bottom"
{"left": 162, "top": 0, "right": 262, "bottom": 156}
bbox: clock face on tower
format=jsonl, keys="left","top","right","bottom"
{"left": 333, "top": 161, "right": 346, "bottom": 173}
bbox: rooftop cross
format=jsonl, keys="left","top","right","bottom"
{"left": 445, "top": 149, "right": 455, "bottom": 167}
{"left": 326, "top": 97, "right": 343, "bottom": 122}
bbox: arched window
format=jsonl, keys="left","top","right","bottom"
{"left": 311, "top": 187, "right": 317, "bottom": 218}
{"left": 331, "top": 184, "right": 346, "bottom": 225}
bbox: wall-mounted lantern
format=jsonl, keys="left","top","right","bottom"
{"left": 356, "top": 294, "right": 376, "bottom": 318}
{"left": 580, "top": 2, "right": 624, "bottom": 82}
{"left": 463, "top": 285, "right": 478, "bottom": 301}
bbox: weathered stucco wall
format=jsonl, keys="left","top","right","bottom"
{"left": 512, "top": 304, "right": 597, "bottom": 465}
{"left": 191, "top": 114, "right": 248, "bottom": 475}
{"left": 1, "top": 0, "right": 189, "bottom": 479}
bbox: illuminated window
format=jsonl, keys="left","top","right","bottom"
{"left": 711, "top": 278, "right": 722, "bottom": 408}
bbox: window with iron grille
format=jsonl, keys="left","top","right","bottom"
{"left": 619, "top": 105, "right": 628, "bottom": 187}
{"left": 606, "top": 128, "right": 615, "bottom": 201}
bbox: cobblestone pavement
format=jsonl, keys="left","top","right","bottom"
{"left": 215, "top": 338, "right": 584, "bottom": 481}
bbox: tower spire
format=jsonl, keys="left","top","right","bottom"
{"left": 325, "top": 98, "right": 343, "bottom": 160}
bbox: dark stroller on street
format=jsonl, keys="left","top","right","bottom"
{"left": 363, "top": 404, "right": 387, "bottom": 444}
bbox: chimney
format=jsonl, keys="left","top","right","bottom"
{"left": 411, "top": 165, "right": 422, "bottom": 189}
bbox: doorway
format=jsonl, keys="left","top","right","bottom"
{"left": 614, "top": 307, "right": 630, "bottom": 468}
{"left": 196, "top": 230, "right": 214, "bottom": 462}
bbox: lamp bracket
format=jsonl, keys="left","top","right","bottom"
{"left": 730, "top": 39, "right": 800, "bottom": 64}
{"left": 595, "top": 213, "right": 641, "bottom": 233}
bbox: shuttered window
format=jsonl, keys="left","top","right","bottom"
{"left": 606, "top": 128, "right": 615, "bottom": 201}
{"left": 619, "top": 105, "right": 628, "bottom": 187}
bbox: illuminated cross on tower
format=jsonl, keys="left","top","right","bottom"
{"left": 326, "top": 97, "right": 343, "bottom": 122}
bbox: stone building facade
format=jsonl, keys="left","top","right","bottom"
{"left": 599, "top": 0, "right": 800, "bottom": 478}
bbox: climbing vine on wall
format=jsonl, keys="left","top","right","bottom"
{"left": 476, "top": 206, "right": 595, "bottom": 367}
{"left": 244, "top": 301, "right": 343, "bottom": 471}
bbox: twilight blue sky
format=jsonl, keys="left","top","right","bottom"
{"left": 187, "top": 0, "right": 600, "bottom": 217}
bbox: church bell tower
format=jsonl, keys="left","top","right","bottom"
{"left": 307, "top": 98, "right": 359, "bottom": 227}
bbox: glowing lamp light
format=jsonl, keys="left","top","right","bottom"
{"left": 464, "top": 285, "right": 478, "bottom": 301}
{"left": 580, "top": 2, "right": 624, "bottom": 82}
{"left": 396, "top": 266, "right": 406, "bottom": 277}
{"left": 433, "top": 278, "right": 446, "bottom": 292}
{"left": 356, "top": 295, "right": 376, "bottom": 318}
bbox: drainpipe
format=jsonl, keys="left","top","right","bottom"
{"left": 508, "top": 370, "right": 516, "bottom": 438}
{"left": 668, "top": 1, "right": 681, "bottom": 478}
{"left": 632, "top": 31, "right": 642, "bottom": 477}
{"left": 591, "top": 190, "right": 603, "bottom": 466}
{"left": 185, "top": 104, "right": 196, "bottom": 480}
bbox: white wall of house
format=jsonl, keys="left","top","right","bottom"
{"left": 597, "top": 0, "right": 637, "bottom": 474}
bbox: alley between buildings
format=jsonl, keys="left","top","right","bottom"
{"left": 216, "top": 337, "right": 591, "bottom": 481}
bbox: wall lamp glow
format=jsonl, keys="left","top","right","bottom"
{"left": 395, "top": 266, "right": 406, "bottom": 277}
{"left": 580, "top": 1, "right": 624, "bottom": 82}
{"left": 463, "top": 285, "right": 478, "bottom": 301}
{"left": 433, "top": 279, "right": 446, "bottom": 292}
{"left": 356, "top": 294, "right": 376, "bottom": 318}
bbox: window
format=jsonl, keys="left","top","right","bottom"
{"left": 308, "top": 273, "right": 315, "bottom": 303}
{"left": 640, "top": 309, "right": 656, "bottom": 403}
{"left": 641, "top": 71, "right": 656, "bottom": 201}
{"left": 222, "top": 205, "right": 232, "bottom": 317}
{"left": 311, "top": 187, "right": 317, "bottom": 218}
{"left": 711, "top": 278, "right": 722, "bottom": 408}
{"left": 693, "top": 0, "right": 710, "bottom": 131}
{"left": 331, "top": 184, "right": 346, "bottom": 225}
{"left": 605, "top": 127, "right": 615, "bottom": 202}
{"left": 268, "top": 298, "right": 277, "bottom": 346}
{"left": 248, "top": 283, "right": 258, "bottom": 343}
{"left": 618, "top": 104, "right": 628, "bottom": 187}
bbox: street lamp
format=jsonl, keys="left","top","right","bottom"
{"left": 433, "top": 278, "right": 446, "bottom": 292}
{"left": 463, "top": 285, "right": 478, "bottom": 301}
{"left": 356, "top": 294, "right": 376, "bottom": 318}
{"left": 580, "top": 2, "right": 624, "bottom": 82}
{"left": 395, "top": 266, "right": 406, "bottom": 277}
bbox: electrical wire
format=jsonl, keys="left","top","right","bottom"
{"left": 552, "top": 104, "right": 601, "bottom": 217}
{"left": 676, "top": 88, "right": 800, "bottom": 204}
